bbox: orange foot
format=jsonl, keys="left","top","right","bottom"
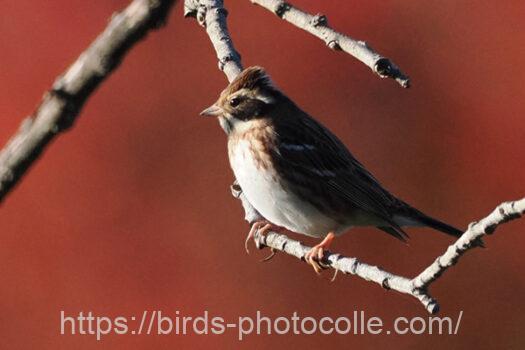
{"left": 245, "top": 220, "right": 295, "bottom": 256}
{"left": 304, "top": 232, "right": 336, "bottom": 274}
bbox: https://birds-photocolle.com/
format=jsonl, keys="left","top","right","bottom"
{"left": 200, "top": 66, "right": 467, "bottom": 273}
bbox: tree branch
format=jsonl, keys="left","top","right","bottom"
{"left": 0, "top": 0, "right": 176, "bottom": 202}
{"left": 187, "top": 0, "right": 524, "bottom": 313}
{"left": 250, "top": 0, "right": 410, "bottom": 88}
{"left": 184, "top": 0, "right": 243, "bottom": 82}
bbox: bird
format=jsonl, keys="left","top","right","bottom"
{"left": 200, "top": 66, "right": 467, "bottom": 273}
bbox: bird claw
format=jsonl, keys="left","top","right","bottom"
{"left": 245, "top": 222, "right": 261, "bottom": 254}
{"left": 330, "top": 268, "right": 339, "bottom": 282}
{"left": 260, "top": 248, "right": 276, "bottom": 262}
{"left": 244, "top": 220, "right": 274, "bottom": 254}
{"left": 303, "top": 232, "right": 335, "bottom": 275}
{"left": 304, "top": 245, "right": 326, "bottom": 274}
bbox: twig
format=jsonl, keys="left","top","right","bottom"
{"left": 184, "top": 0, "right": 243, "bottom": 82}
{"left": 250, "top": 0, "right": 410, "bottom": 88}
{"left": 0, "top": 0, "right": 175, "bottom": 202}
{"left": 187, "top": 0, "right": 524, "bottom": 313}
{"left": 411, "top": 199, "right": 525, "bottom": 289}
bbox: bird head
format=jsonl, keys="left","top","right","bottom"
{"left": 200, "top": 66, "right": 280, "bottom": 134}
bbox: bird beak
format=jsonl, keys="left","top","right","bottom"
{"left": 200, "top": 104, "right": 223, "bottom": 117}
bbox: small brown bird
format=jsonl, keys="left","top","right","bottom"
{"left": 201, "top": 66, "right": 463, "bottom": 272}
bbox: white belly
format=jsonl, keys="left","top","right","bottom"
{"left": 230, "top": 140, "right": 339, "bottom": 237}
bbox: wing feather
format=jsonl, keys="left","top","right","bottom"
{"left": 271, "top": 110, "right": 404, "bottom": 233}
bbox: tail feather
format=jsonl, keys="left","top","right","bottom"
{"left": 392, "top": 200, "right": 463, "bottom": 238}
{"left": 416, "top": 214, "right": 463, "bottom": 238}
{"left": 377, "top": 225, "right": 409, "bottom": 243}
{"left": 396, "top": 209, "right": 485, "bottom": 247}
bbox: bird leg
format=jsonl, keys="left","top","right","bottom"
{"left": 304, "top": 232, "right": 336, "bottom": 274}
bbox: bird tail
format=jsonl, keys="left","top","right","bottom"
{"left": 395, "top": 207, "right": 485, "bottom": 247}
{"left": 414, "top": 214, "right": 463, "bottom": 238}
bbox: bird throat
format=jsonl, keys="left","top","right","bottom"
{"left": 218, "top": 116, "right": 234, "bottom": 134}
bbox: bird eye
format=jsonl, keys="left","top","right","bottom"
{"left": 229, "top": 97, "right": 241, "bottom": 107}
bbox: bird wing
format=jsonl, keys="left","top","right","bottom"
{"left": 271, "top": 111, "right": 408, "bottom": 239}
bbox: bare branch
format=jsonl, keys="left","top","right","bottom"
{"left": 412, "top": 199, "right": 525, "bottom": 289}
{"left": 184, "top": 0, "right": 243, "bottom": 82}
{"left": 250, "top": 0, "right": 410, "bottom": 88}
{"left": 0, "top": 0, "right": 176, "bottom": 202}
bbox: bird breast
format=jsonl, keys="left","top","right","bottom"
{"left": 228, "top": 128, "right": 341, "bottom": 238}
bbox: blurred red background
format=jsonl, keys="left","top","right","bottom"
{"left": 1, "top": 0, "right": 524, "bottom": 348}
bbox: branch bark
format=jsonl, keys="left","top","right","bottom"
{"left": 0, "top": 0, "right": 175, "bottom": 202}
{"left": 250, "top": 0, "right": 410, "bottom": 88}
{"left": 187, "top": 0, "right": 524, "bottom": 313}
{"left": 184, "top": 0, "right": 243, "bottom": 82}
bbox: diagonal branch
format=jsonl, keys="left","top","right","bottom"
{"left": 250, "top": 0, "right": 410, "bottom": 88}
{"left": 186, "top": 0, "right": 524, "bottom": 313}
{"left": 411, "top": 199, "right": 525, "bottom": 289}
{"left": 0, "top": 0, "right": 176, "bottom": 202}
{"left": 184, "top": 0, "right": 243, "bottom": 82}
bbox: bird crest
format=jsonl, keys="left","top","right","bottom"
{"left": 226, "top": 66, "right": 275, "bottom": 94}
